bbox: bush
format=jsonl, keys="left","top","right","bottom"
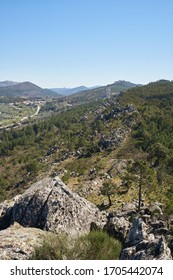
{"left": 26, "top": 160, "right": 40, "bottom": 173}
{"left": 73, "top": 231, "right": 122, "bottom": 260}
{"left": 31, "top": 231, "right": 122, "bottom": 260}
{"left": 31, "top": 234, "right": 70, "bottom": 260}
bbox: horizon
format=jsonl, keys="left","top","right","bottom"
{"left": 1, "top": 0, "right": 173, "bottom": 88}
{"left": 1, "top": 78, "right": 172, "bottom": 90}
{"left": 0, "top": 78, "right": 172, "bottom": 89}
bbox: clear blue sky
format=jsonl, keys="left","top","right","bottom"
{"left": 0, "top": 0, "right": 172, "bottom": 88}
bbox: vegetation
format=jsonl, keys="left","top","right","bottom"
{"left": 1, "top": 79, "right": 173, "bottom": 216}
{"left": 0, "top": 99, "right": 129, "bottom": 200}
{"left": 31, "top": 231, "right": 122, "bottom": 260}
{"left": 0, "top": 102, "right": 35, "bottom": 126}
{"left": 118, "top": 80, "right": 173, "bottom": 213}
{"left": 100, "top": 180, "right": 117, "bottom": 207}
{"left": 124, "top": 160, "right": 158, "bottom": 211}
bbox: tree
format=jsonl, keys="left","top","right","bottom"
{"left": 100, "top": 180, "right": 116, "bottom": 207}
{"left": 148, "top": 142, "right": 168, "bottom": 167}
{"left": 126, "top": 160, "right": 157, "bottom": 212}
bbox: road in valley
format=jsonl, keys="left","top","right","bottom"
{"left": 21, "top": 105, "right": 41, "bottom": 121}
{"left": 0, "top": 105, "right": 41, "bottom": 131}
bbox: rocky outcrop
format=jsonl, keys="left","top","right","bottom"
{"left": 0, "top": 222, "right": 49, "bottom": 260}
{"left": 121, "top": 236, "right": 172, "bottom": 260}
{"left": 120, "top": 217, "right": 172, "bottom": 260}
{"left": 0, "top": 177, "right": 106, "bottom": 235}
{"left": 104, "top": 204, "right": 173, "bottom": 260}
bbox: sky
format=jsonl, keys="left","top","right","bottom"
{"left": 0, "top": 0, "right": 173, "bottom": 88}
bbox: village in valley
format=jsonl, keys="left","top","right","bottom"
{"left": 0, "top": 98, "right": 46, "bottom": 131}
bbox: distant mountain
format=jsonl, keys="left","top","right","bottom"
{"left": 50, "top": 81, "right": 140, "bottom": 99}
{"left": 59, "top": 80, "right": 142, "bottom": 105}
{"left": 113, "top": 80, "right": 142, "bottom": 90}
{"left": 50, "top": 86, "right": 98, "bottom": 96}
{"left": 0, "top": 81, "right": 19, "bottom": 87}
{"left": 0, "top": 81, "right": 60, "bottom": 98}
{"left": 0, "top": 80, "right": 141, "bottom": 99}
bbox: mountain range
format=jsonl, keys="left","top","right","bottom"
{"left": 50, "top": 86, "right": 94, "bottom": 95}
{"left": 0, "top": 80, "right": 141, "bottom": 99}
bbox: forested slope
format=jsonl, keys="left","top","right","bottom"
{"left": 1, "top": 80, "right": 173, "bottom": 215}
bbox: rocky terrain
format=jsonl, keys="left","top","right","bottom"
{"left": 0, "top": 176, "right": 172, "bottom": 260}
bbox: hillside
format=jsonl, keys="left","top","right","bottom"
{"left": 0, "top": 80, "right": 173, "bottom": 213}
{"left": 0, "top": 81, "right": 19, "bottom": 87}
{"left": 0, "top": 81, "right": 59, "bottom": 98}
{"left": 50, "top": 81, "right": 139, "bottom": 97}
{"left": 67, "top": 80, "right": 140, "bottom": 102}
{"left": 51, "top": 80, "right": 141, "bottom": 108}
{"left": 51, "top": 86, "right": 90, "bottom": 95}
{"left": 1, "top": 80, "right": 173, "bottom": 259}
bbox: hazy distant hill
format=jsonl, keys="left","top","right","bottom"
{"left": 0, "top": 81, "right": 59, "bottom": 98}
{"left": 112, "top": 80, "right": 142, "bottom": 90}
{"left": 51, "top": 81, "right": 139, "bottom": 97}
{"left": 0, "top": 81, "right": 19, "bottom": 87}
{"left": 59, "top": 80, "right": 141, "bottom": 104}
{"left": 50, "top": 86, "right": 99, "bottom": 96}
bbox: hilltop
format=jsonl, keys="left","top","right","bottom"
{"left": 0, "top": 81, "right": 19, "bottom": 87}
{"left": 0, "top": 81, "right": 59, "bottom": 98}
{"left": 50, "top": 85, "right": 91, "bottom": 95}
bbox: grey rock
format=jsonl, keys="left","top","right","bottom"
{"left": 105, "top": 216, "right": 131, "bottom": 242}
{"left": 121, "top": 236, "right": 172, "bottom": 260}
{"left": 150, "top": 204, "right": 163, "bottom": 215}
{"left": 168, "top": 215, "right": 173, "bottom": 226}
{"left": 0, "top": 222, "right": 49, "bottom": 260}
{"left": 116, "top": 209, "right": 136, "bottom": 218}
{"left": 121, "top": 202, "right": 136, "bottom": 212}
{"left": 168, "top": 239, "right": 173, "bottom": 257}
{"left": 121, "top": 217, "right": 172, "bottom": 260}
{"left": 0, "top": 177, "right": 106, "bottom": 236}
{"left": 126, "top": 218, "right": 148, "bottom": 246}
{"left": 150, "top": 220, "right": 166, "bottom": 230}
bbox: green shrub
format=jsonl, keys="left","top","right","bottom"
{"left": 26, "top": 160, "right": 40, "bottom": 173}
{"left": 31, "top": 231, "right": 122, "bottom": 260}
{"left": 73, "top": 231, "right": 122, "bottom": 260}
{"left": 31, "top": 234, "right": 69, "bottom": 260}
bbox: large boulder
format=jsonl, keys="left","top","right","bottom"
{"left": 0, "top": 177, "right": 106, "bottom": 235}
{"left": 0, "top": 222, "right": 49, "bottom": 260}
